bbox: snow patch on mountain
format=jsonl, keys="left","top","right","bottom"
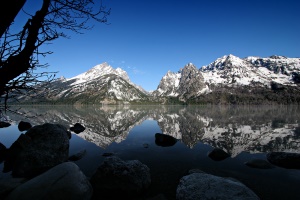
{"left": 201, "top": 55, "right": 300, "bottom": 87}
{"left": 67, "top": 62, "right": 131, "bottom": 86}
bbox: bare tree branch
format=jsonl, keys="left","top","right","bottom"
{"left": 0, "top": 0, "right": 110, "bottom": 111}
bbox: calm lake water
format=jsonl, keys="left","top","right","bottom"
{"left": 1, "top": 105, "right": 300, "bottom": 199}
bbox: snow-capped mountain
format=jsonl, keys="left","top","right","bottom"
{"left": 13, "top": 55, "right": 300, "bottom": 104}
{"left": 201, "top": 54, "right": 300, "bottom": 87}
{"left": 153, "top": 63, "right": 208, "bottom": 101}
{"left": 68, "top": 62, "right": 131, "bottom": 85}
{"left": 19, "top": 62, "right": 150, "bottom": 104}
{"left": 153, "top": 55, "right": 300, "bottom": 103}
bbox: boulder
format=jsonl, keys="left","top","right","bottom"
{"left": 3, "top": 134, "right": 32, "bottom": 173}
{"left": 176, "top": 172, "right": 259, "bottom": 200}
{"left": 17, "top": 121, "right": 32, "bottom": 132}
{"left": 5, "top": 162, "right": 92, "bottom": 200}
{"left": 245, "top": 159, "right": 274, "bottom": 169}
{"left": 155, "top": 133, "right": 177, "bottom": 147}
{"left": 266, "top": 152, "right": 300, "bottom": 169}
{"left": 70, "top": 123, "right": 85, "bottom": 134}
{"left": 8, "top": 123, "right": 70, "bottom": 178}
{"left": 208, "top": 148, "right": 230, "bottom": 161}
{"left": 90, "top": 156, "right": 151, "bottom": 198}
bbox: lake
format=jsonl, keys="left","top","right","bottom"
{"left": 1, "top": 105, "right": 300, "bottom": 199}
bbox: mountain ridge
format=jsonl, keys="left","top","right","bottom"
{"left": 13, "top": 54, "right": 300, "bottom": 105}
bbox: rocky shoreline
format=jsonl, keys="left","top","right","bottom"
{"left": 1, "top": 122, "right": 300, "bottom": 199}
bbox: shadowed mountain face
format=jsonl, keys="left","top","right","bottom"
{"left": 8, "top": 105, "right": 300, "bottom": 156}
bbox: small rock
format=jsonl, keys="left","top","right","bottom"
{"left": 70, "top": 123, "right": 85, "bottom": 134}
{"left": 0, "top": 121, "right": 10, "bottom": 128}
{"left": 18, "top": 121, "right": 32, "bottom": 132}
{"left": 155, "top": 133, "right": 177, "bottom": 147}
{"left": 245, "top": 159, "right": 274, "bottom": 169}
{"left": 266, "top": 152, "right": 300, "bottom": 169}
{"left": 208, "top": 148, "right": 230, "bottom": 161}
{"left": 68, "top": 149, "right": 87, "bottom": 161}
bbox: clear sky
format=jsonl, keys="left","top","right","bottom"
{"left": 13, "top": 0, "right": 300, "bottom": 91}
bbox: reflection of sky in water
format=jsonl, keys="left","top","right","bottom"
{"left": 1, "top": 105, "right": 300, "bottom": 199}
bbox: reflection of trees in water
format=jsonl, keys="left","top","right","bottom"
{"left": 7, "top": 105, "right": 300, "bottom": 154}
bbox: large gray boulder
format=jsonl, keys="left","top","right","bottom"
{"left": 176, "top": 172, "right": 259, "bottom": 200}
{"left": 90, "top": 156, "right": 151, "bottom": 198}
{"left": 5, "top": 162, "right": 92, "bottom": 200}
{"left": 7, "top": 123, "right": 71, "bottom": 178}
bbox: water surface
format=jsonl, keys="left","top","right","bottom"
{"left": 1, "top": 105, "right": 300, "bottom": 199}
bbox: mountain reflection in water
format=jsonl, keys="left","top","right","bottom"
{"left": 2, "top": 105, "right": 300, "bottom": 199}
{"left": 8, "top": 105, "right": 300, "bottom": 157}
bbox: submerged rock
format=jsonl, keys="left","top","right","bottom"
{"left": 5, "top": 162, "right": 92, "bottom": 200}
{"left": 266, "top": 152, "right": 300, "bottom": 169}
{"left": 155, "top": 133, "right": 177, "bottom": 147}
{"left": 90, "top": 156, "right": 151, "bottom": 199}
{"left": 6, "top": 123, "right": 70, "bottom": 178}
{"left": 70, "top": 123, "right": 85, "bottom": 134}
{"left": 176, "top": 172, "right": 259, "bottom": 200}
{"left": 208, "top": 148, "right": 230, "bottom": 161}
{"left": 17, "top": 121, "right": 32, "bottom": 132}
{"left": 245, "top": 159, "right": 274, "bottom": 169}
{"left": 0, "top": 121, "right": 10, "bottom": 128}
{"left": 102, "top": 152, "right": 114, "bottom": 157}
{"left": 68, "top": 149, "right": 87, "bottom": 161}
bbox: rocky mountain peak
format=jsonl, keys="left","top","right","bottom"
{"left": 269, "top": 55, "right": 287, "bottom": 59}
{"left": 178, "top": 63, "right": 206, "bottom": 100}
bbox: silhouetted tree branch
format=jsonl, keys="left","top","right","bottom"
{"left": 0, "top": 0, "right": 110, "bottom": 111}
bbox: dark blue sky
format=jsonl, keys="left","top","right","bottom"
{"left": 16, "top": 0, "right": 300, "bottom": 91}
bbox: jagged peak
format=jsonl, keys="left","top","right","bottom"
{"left": 183, "top": 62, "right": 198, "bottom": 71}
{"left": 91, "top": 62, "right": 112, "bottom": 70}
{"left": 269, "top": 55, "right": 287, "bottom": 59}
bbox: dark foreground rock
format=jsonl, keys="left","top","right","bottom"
{"left": 176, "top": 172, "right": 259, "bottom": 200}
{"left": 90, "top": 156, "right": 151, "bottom": 199}
{"left": 266, "top": 152, "right": 300, "bottom": 169}
{"left": 5, "top": 162, "right": 92, "bottom": 200}
{"left": 0, "top": 177, "right": 25, "bottom": 199}
{"left": 245, "top": 159, "right": 274, "bottom": 169}
{"left": 0, "top": 142, "right": 6, "bottom": 162}
{"left": 17, "top": 121, "right": 32, "bottom": 132}
{"left": 155, "top": 133, "right": 177, "bottom": 147}
{"left": 208, "top": 148, "right": 230, "bottom": 161}
{"left": 5, "top": 123, "right": 71, "bottom": 178}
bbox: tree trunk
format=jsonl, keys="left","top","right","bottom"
{"left": 0, "top": 0, "right": 51, "bottom": 96}
{"left": 0, "top": 0, "right": 27, "bottom": 38}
